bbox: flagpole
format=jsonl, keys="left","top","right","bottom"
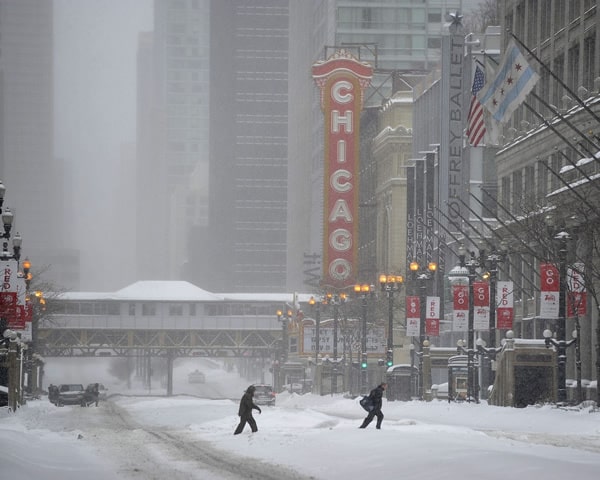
{"left": 509, "top": 31, "right": 600, "bottom": 126}
{"left": 455, "top": 196, "right": 541, "bottom": 293}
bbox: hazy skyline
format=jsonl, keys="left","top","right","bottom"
{"left": 54, "top": 0, "right": 153, "bottom": 290}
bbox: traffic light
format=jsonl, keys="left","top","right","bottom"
{"left": 361, "top": 358, "right": 368, "bottom": 369}
{"left": 386, "top": 350, "right": 393, "bottom": 367}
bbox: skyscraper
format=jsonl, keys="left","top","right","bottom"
{"left": 0, "top": 0, "right": 74, "bottom": 287}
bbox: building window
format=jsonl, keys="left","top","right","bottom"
{"left": 142, "top": 304, "right": 156, "bottom": 316}
{"left": 80, "top": 303, "right": 93, "bottom": 315}
{"left": 501, "top": 176, "right": 511, "bottom": 218}
{"left": 567, "top": 44, "right": 580, "bottom": 91}
{"left": 536, "top": 159, "right": 548, "bottom": 200}
{"left": 129, "top": 303, "right": 136, "bottom": 316}
{"left": 169, "top": 304, "right": 183, "bottom": 316}
{"left": 512, "top": 169, "right": 523, "bottom": 214}
{"left": 583, "top": 34, "right": 595, "bottom": 90}
{"left": 189, "top": 304, "right": 196, "bottom": 316}
{"left": 107, "top": 303, "right": 120, "bottom": 315}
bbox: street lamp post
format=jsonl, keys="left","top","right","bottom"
{"left": 408, "top": 261, "right": 437, "bottom": 400}
{"left": 353, "top": 284, "right": 372, "bottom": 395}
{"left": 308, "top": 296, "right": 322, "bottom": 365}
{"left": 482, "top": 251, "right": 502, "bottom": 389}
{"left": 457, "top": 245, "right": 479, "bottom": 403}
{"left": 379, "top": 274, "right": 404, "bottom": 369}
{"left": 543, "top": 327, "right": 577, "bottom": 404}
{"left": 276, "top": 306, "right": 293, "bottom": 391}
{"left": 324, "top": 292, "right": 346, "bottom": 394}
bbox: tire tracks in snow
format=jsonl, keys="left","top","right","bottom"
{"left": 97, "top": 401, "right": 315, "bottom": 480}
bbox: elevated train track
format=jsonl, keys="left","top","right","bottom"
{"left": 37, "top": 326, "right": 282, "bottom": 358}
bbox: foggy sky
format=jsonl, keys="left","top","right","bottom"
{"left": 54, "top": 0, "right": 152, "bottom": 290}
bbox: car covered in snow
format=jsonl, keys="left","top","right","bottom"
{"left": 188, "top": 370, "right": 206, "bottom": 384}
{"left": 253, "top": 384, "right": 276, "bottom": 406}
{"left": 57, "top": 384, "right": 85, "bottom": 406}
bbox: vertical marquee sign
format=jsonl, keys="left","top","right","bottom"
{"left": 312, "top": 50, "right": 373, "bottom": 288}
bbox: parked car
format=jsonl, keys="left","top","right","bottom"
{"left": 57, "top": 384, "right": 85, "bottom": 406}
{"left": 253, "top": 384, "right": 276, "bottom": 406}
{"left": 188, "top": 370, "right": 205, "bottom": 384}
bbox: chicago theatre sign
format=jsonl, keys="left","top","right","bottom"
{"left": 312, "top": 50, "right": 373, "bottom": 289}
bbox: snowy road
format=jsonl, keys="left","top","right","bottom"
{"left": 3, "top": 358, "right": 600, "bottom": 479}
{"left": 6, "top": 394, "right": 599, "bottom": 480}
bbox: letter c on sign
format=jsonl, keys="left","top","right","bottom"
{"left": 332, "top": 80, "right": 353, "bottom": 104}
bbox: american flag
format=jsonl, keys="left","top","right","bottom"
{"left": 466, "top": 65, "right": 486, "bottom": 147}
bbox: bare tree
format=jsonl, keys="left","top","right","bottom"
{"left": 463, "top": 0, "right": 499, "bottom": 34}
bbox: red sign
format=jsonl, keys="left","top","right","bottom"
{"left": 313, "top": 51, "right": 373, "bottom": 289}
{"left": 426, "top": 319, "right": 439, "bottom": 336}
{"left": 496, "top": 307, "right": 514, "bottom": 329}
{"left": 540, "top": 263, "right": 560, "bottom": 291}
{"left": 453, "top": 285, "right": 468, "bottom": 309}
{"left": 567, "top": 292, "right": 587, "bottom": 317}
{"left": 473, "top": 282, "right": 489, "bottom": 307}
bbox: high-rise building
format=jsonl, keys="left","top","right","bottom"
{"left": 141, "top": 0, "right": 290, "bottom": 293}
{"left": 136, "top": 0, "right": 211, "bottom": 281}
{"left": 195, "top": 0, "right": 290, "bottom": 292}
{"left": 0, "top": 0, "right": 76, "bottom": 288}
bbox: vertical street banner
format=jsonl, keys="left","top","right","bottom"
{"left": 452, "top": 285, "right": 468, "bottom": 331}
{"left": 425, "top": 296, "right": 440, "bottom": 336}
{"left": 414, "top": 159, "right": 425, "bottom": 264}
{"left": 312, "top": 50, "right": 373, "bottom": 289}
{"left": 406, "top": 166, "right": 415, "bottom": 263}
{"left": 1, "top": 259, "right": 19, "bottom": 328}
{"left": 424, "top": 152, "right": 435, "bottom": 266}
{"left": 567, "top": 263, "right": 586, "bottom": 317}
{"left": 496, "top": 281, "right": 514, "bottom": 329}
{"left": 439, "top": 24, "right": 465, "bottom": 234}
{"left": 540, "top": 263, "right": 560, "bottom": 319}
{"left": 406, "top": 295, "right": 420, "bottom": 337}
{"left": 473, "top": 281, "right": 489, "bottom": 331}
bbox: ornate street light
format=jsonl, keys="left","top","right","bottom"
{"left": 408, "top": 260, "right": 437, "bottom": 399}
{"left": 379, "top": 274, "right": 404, "bottom": 369}
{"left": 478, "top": 246, "right": 505, "bottom": 396}
{"left": 353, "top": 283, "right": 373, "bottom": 395}
{"left": 308, "top": 296, "right": 323, "bottom": 365}
{"left": 457, "top": 244, "right": 479, "bottom": 403}
{"left": 322, "top": 292, "right": 346, "bottom": 394}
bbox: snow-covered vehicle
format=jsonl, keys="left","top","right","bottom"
{"left": 188, "top": 370, "right": 205, "bottom": 383}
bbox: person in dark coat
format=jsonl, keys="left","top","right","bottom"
{"left": 48, "top": 384, "right": 58, "bottom": 405}
{"left": 234, "top": 385, "right": 262, "bottom": 434}
{"left": 359, "top": 383, "right": 387, "bottom": 429}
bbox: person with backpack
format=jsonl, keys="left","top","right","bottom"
{"left": 359, "top": 382, "right": 387, "bottom": 429}
{"left": 234, "top": 385, "right": 262, "bottom": 434}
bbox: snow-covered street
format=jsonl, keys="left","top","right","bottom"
{"left": 2, "top": 360, "right": 600, "bottom": 479}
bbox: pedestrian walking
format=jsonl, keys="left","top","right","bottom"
{"left": 359, "top": 382, "right": 387, "bottom": 429}
{"left": 234, "top": 385, "right": 262, "bottom": 435}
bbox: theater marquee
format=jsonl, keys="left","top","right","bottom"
{"left": 312, "top": 50, "right": 373, "bottom": 289}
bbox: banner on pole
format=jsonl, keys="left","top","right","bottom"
{"left": 452, "top": 285, "right": 468, "bottom": 332}
{"left": 496, "top": 281, "right": 514, "bottom": 329}
{"left": 473, "top": 281, "right": 490, "bottom": 330}
{"left": 406, "top": 295, "right": 420, "bottom": 337}
{"left": 425, "top": 296, "right": 440, "bottom": 336}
